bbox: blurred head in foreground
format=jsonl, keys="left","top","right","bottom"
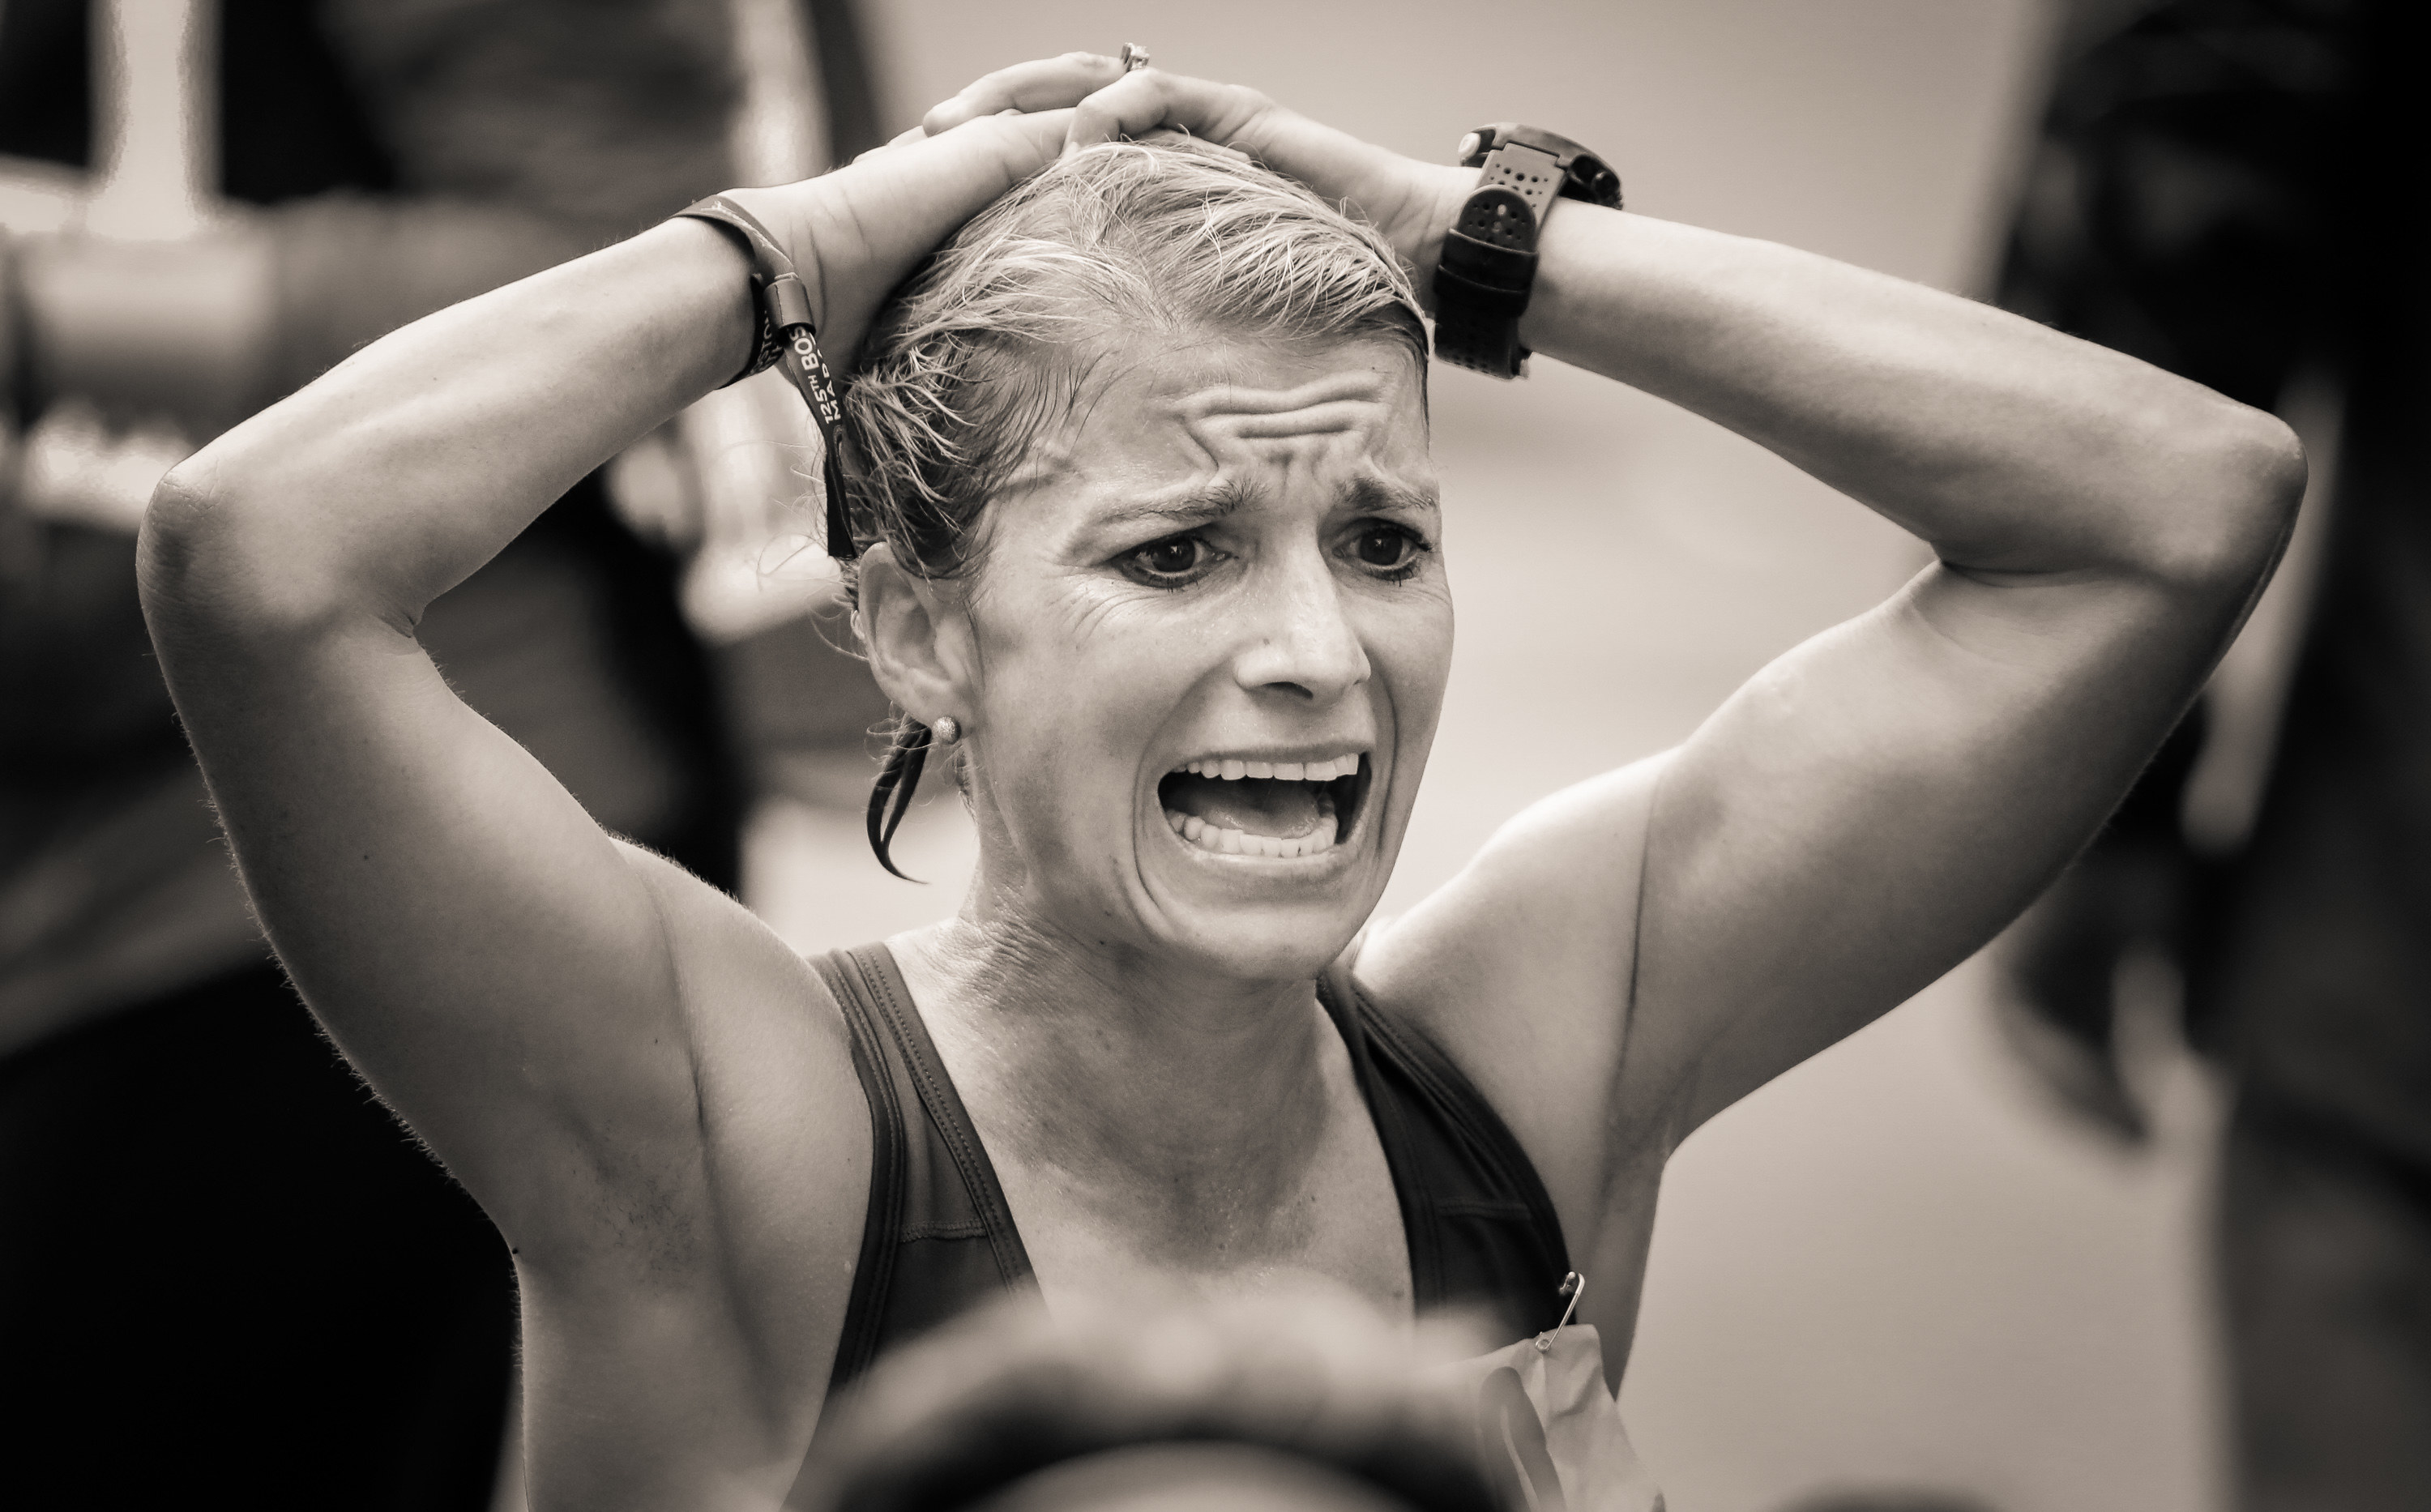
{"left": 799, "top": 1285, "right": 1497, "bottom": 1512}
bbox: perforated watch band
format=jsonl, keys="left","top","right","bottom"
{"left": 1431, "top": 126, "right": 1621, "bottom": 379}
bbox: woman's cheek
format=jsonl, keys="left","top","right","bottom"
{"left": 1366, "top": 589, "right": 1455, "bottom": 703}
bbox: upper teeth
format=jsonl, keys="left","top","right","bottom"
{"left": 1176, "top": 755, "right": 1361, "bottom": 782}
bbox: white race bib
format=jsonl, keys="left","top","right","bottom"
{"left": 1439, "top": 1326, "right": 1664, "bottom": 1512}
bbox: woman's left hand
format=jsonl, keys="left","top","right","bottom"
{"left": 914, "top": 53, "right": 1472, "bottom": 306}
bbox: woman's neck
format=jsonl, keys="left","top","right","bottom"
{"left": 888, "top": 911, "right": 1343, "bottom": 1210}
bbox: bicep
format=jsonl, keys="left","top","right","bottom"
{"left": 1369, "top": 553, "right": 2226, "bottom": 1196}
{"left": 172, "top": 610, "right": 703, "bottom": 1240}
{"left": 1361, "top": 759, "right": 1668, "bottom": 1222}
{"left": 1631, "top": 560, "right": 2224, "bottom": 1134}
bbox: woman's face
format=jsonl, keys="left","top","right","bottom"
{"left": 951, "top": 331, "right": 1449, "bottom": 982}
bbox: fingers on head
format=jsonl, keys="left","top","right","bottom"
{"left": 925, "top": 52, "right": 1128, "bottom": 135}
{"left": 962, "top": 107, "right": 1082, "bottom": 173}
{"left": 1066, "top": 69, "right": 1173, "bottom": 148}
{"left": 1066, "top": 73, "right": 1272, "bottom": 155}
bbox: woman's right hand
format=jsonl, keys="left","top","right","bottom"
{"left": 736, "top": 107, "right": 1076, "bottom": 368}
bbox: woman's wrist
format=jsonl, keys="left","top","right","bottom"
{"left": 720, "top": 183, "right": 832, "bottom": 339}
{"left": 656, "top": 213, "right": 768, "bottom": 394}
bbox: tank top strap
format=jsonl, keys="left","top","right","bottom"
{"left": 811, "top": 943, "right": 1036, "bottom": 1411}
{"left": 1318, "top": 957, "right": 1574, "bottom": 1341}
{"left": 809, "top": 946, "right": 904, "bottom": 1400}
{"left": 814, "top": 942, "right": 1568, "bottom": 1412}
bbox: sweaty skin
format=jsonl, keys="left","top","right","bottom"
{"left": 875, "top": 338, "right": 1447, "bottom": 981}
{"left": 870, "top": 338, "right": 1448, "bottom": 1322}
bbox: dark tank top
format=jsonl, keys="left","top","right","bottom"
{"left": 807, "top": 942, "right": 1574, "bottom": 1415}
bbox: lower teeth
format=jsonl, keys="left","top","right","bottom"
{"left": 1164, "top": 806, "right": 1339, "bottom": 859}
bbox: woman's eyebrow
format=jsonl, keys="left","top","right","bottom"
{"left": 1085, "top": 476, "right": 1435, "bottom": 532}
{"left": 1344, "top": 477, "right": 1441, "bottom": 515}
{"left": 1092, "top": 481, "right": 1254, "bottom": 528}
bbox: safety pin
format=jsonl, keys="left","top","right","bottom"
{"left": 1533, "top": 1271, "right": 1584, "bottom": 1352}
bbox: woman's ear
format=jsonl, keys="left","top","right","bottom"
{"left": 856, "top": 542, "right": 976, "bottom": 721}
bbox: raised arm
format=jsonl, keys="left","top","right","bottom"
{"left": 137, "top": 111, "right": 1077, "bottom": 1504}
{"left": 952, "top": 58, "right": 2302, "bottom": 1184}
{"left": 1493, "top": 205, "right": 2301, "bottom": 1139}
{"left": 139, "top": 212, "right": 760, "bottom": 1185}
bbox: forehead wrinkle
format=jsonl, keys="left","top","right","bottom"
{"left": 1174, "top": 370, "right": 1399, "bottom": 458}
{"left": 1174, "top": 368, "right": 1395, "bottom": 418}
{"left": 1040, "top": 344, "right": 1424, "bottom": 536}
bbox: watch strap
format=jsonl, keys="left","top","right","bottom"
{"left": 1433, "top": 187, "right": 1540, "bottom": 377}
{"left": 1432, "top": 126, "right": 1621, "bottom": 379}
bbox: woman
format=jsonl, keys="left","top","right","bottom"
{"left": 139, "top": 52, "right": 2300, "bottom": 1512}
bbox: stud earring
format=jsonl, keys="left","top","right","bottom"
{"left": 931, "top": 715, "right": 961, "bottom": 745}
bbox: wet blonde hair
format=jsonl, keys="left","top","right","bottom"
{"left": 840, "top": 136, "right": 1428, "bottom": 873}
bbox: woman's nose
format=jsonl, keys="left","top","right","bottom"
{"left": 1231, "top": 553, "right": 1372, "bottom": 704}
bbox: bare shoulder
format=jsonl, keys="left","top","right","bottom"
{"left": 612, "top": 843, "right": 872, "bottom": 1296}
{"left": 542, "top": 846, "right": 875, "bottom": 1381}
{"left": 1354, "top": 754, "right": 1673, "bottom": 1223}
{"left": 512, "top": 846, "right": 877, "bottom": 1501}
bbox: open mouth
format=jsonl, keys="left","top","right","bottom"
{"left": 1156, "top": 754, "right": 1370, "bottom": 861}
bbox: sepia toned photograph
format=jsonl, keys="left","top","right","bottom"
{"left": 2, "top": 2, "right": 2418, "bottom": 1510}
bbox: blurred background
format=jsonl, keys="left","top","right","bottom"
{"left": 6, "top": 3, "right": 2420, "bottom": 1511}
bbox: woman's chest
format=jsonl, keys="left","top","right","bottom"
{"left": 978, "top": 1072, "right": 1416, "bottom": 1320}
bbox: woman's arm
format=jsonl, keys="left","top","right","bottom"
{"left": 946, "top": 57, "right": 2301, "bottom": 1175}
{"left": 137, "top": 117, "right": 1078, "bottom": 1495}
{"left": 138, "top": 221, "right": 755, "bottom": 1143}
{"left": 1479, "top": 203, "right": 2301, "bottom": 1140}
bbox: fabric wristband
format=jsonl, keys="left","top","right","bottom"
{"left": 672, "top": 194, "right": 858, "bottom": 561}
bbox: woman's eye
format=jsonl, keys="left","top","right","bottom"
{"left": 1350, "top": 525, "right": 1427, "bottom": 576}
{"left": 1125, "top": 535, "right": 1209, "bottom": 583}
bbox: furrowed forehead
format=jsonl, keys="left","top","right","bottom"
{"left": 1008, "top": 338, "right": 1426, "bottom": 476}
{"left": 989, "top": 336, "right": 1433, "bottom": 564}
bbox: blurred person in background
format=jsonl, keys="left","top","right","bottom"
{"left": 131, "top": 34, "right": 2302, "bottom": 1512}
{"left": 0, "top": 0, "right": 883, "bottom": 1503}
{"left": 1994, "top": 1, "right": 2431, "bottom": 1506}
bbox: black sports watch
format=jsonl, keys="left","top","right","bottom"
{"left": 1431, "top": 125, "right": 1622, "bottom": 378}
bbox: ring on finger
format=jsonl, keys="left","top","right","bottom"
{"left": 1117, "top": 42, "right": 1151, "bottom": 72}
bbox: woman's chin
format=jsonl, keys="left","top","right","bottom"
{"left": 1135, "top": 815, "right": 1382, "bottom": 980}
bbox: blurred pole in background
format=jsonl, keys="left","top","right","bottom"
{"left": 82, "top": 0, "right": 212, "bottom": 240}
{"left": 1993, "top": 2, "right": 2431, "bottom": 1506}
